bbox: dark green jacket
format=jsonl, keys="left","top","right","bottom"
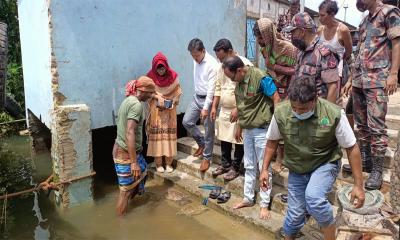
{"left": 235, "top": 66, "right": 274, "bottom": 129}
{"left": 274, "top": 98, "right": 342, "bottom": 174}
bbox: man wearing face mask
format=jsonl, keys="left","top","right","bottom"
{"left": 350, "top": 0, "right": 400, "bottom": 190}
{"left": 283, "top": 12, "right": 341, "bottom": 105}
{"left": 259, "top": 77, "right": 365, "bottom": 240}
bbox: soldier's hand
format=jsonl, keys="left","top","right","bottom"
{"left": 342, "top": 81, "right": 352, "bottom": 97}
{"left": 385, "top": 74, "right": 398, "bottom": 95}
{"left": 350, "top": 185, "right": 365, "bottom": 209}
{"left": 230, "top": 108, "right": 238, "bottom": 122}
{"left": 210, "top": 108, "right": 217, "bottom": 121}
{"left": 259, "top": 169, "right": 270, "bottom": 191}
{"left": 200, "top": 109, "right": 209, "bottom": 120}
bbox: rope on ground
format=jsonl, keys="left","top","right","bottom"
{"left": 0, "top": 119, "right": 26, "bottom": 126}
{"left": 131, "top": 171, "right": 147, "bottom": 190}
{"left": 0, "top": 171, "right": 96, "bottom": 201}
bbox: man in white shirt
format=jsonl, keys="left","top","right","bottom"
{"left": 259, "top": 77, "right": 365, "bottom": 240}
{"left": 183, "top": 38, "right": 219, "bottom": 172}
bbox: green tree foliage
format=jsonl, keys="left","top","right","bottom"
{"left": 0, "top": 143, "right": 32, "bottom": 194}
{"left": 0, "top": 0, "right": 20, "bottom": 64}
{"left": 0, "top": 0, "right": 24, "bottom": 109}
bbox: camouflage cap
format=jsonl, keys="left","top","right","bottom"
{"left": 283, "top": 12, "right": 316, "bottom": 33}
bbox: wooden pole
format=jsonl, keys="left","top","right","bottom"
{"left": 0, "top": 172, "right": 96, "bottom": 200}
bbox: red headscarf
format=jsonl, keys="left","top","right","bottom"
{"left": 125, "top": 76, "right": 155, "bottom": 96}
{"left": 147, "top": 52, "right": 178, "bottom": 87}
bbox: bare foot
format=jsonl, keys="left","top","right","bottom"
{"left": 271, "top": 161, "right": 283, "bottom": 174}
{"left": 260, "top": 207, "right": 271, "bottom": 220}
{"left": 233, "top": 201, "right": 254, "bottom": 210}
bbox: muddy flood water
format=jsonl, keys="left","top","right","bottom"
{"left": 0, "top": 136, "right": 271, "bottom": 240}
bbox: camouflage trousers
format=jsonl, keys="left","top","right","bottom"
{"left": 352, "top": 87, "right": 388, "bottom": 157}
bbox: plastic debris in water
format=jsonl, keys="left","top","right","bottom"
{"left": 202, "top": 197, "right": 208, "bottom": 206}
{"left": 198, "top": 185, "right": 222, "bottom": 190}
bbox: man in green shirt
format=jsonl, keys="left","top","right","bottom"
{"left": 114, "top": 76, "right": 155, "bottom": 216}
{"left": 222, "top": 56, "right": 279, "bottom": 220}
{"left": 259, "top": 77, "right": 365, "bottom": 239}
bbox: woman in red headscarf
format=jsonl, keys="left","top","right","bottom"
{"left": 146, "top": 52, "right": 182, "bottom": 173}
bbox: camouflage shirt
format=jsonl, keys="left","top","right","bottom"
{"left": 295, "top": 36, "right": 341, "bottom": 103}
{"left": 353, "top": 2, "right": 400, "bottom": 89}
{"left": 277, "top": 11, "right": 294, "bottom": 41}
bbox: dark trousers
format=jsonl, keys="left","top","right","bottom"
{"left": 220, "top": 141, "right": 244, "bottom": 172}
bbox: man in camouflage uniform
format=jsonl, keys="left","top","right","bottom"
{"left": 284, "top": 12, "right": 341, "bottom": 105}
{"left": 276, "top": 0, "right": 300, "bottom": 40}
{"left": 352, "top": 0, "right": 400, "bottom": 190}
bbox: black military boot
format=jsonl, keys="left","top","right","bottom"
{"left": 365, "top": 156, "right": 384, "bottom": 190}
{"left": 342, "top": 145, "right": 372, "bottom": 174}
{"left": 360, "top": 145, "right": 372, "bottom": 173}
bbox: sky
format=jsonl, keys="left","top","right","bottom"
{"left": 307, "top": 0, "right": 365, "bottom": 27}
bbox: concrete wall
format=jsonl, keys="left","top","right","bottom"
{"left": 46, "top": 0, "right": 246, "bottom": 129}
{"left": 51, "top": 104, "right": 93, "bottom": 208}
{"left": 18, "top": 0, "right": 53, "bottom": 127}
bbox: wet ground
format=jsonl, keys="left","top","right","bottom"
{"left": 0, "top": 136, "right": 270, "bottom": 240}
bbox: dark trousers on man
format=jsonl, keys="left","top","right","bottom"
{"left": 220, "top": 141, "right": 244, "bottom": 172}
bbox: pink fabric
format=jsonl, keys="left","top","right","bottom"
{"left": 125, "top": 76, "right": 155, "bottom": 96}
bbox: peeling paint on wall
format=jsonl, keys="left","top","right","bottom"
{"left": 51, "top": 104, "right": 93, "bottom": 208}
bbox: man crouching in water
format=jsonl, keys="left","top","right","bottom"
{"left": 114, "top": 76, "right": 155, "bottom": 216}
{"left": 260, "top": 77, "right": 365, "bottom": 239}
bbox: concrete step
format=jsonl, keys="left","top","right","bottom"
{"left": 172, "top": 150, "right": 344, "bottom": 211}
{"left": 386, "top": 114, "right": 400, "bottom": 131}
{"left": 341, "top": 147, "right": 395, "bottom": 169}
{"left": 388, "top": 129, "right": 399, "bottom": 149}
{"left": 148, "top": 163, "right": 284, "bottom": 238}
{"left": 196, "top": 120, "right": 399, "bottom": 148}
{"left": 388, "top": 105, "right": 400, "bottom": 115}
{"left": 148, "top": 163, "right": 324, "bottom": 239}
{"left": 179, "top": 135, "right": 396, "bottom": 171}
{"left": 172, "top": 151, "right": 286, "bottom": 200}
{"left": 388, "top": 90, "right": 400, "bottom": 115}
{"left": 177, "top": 137, "right": 223, "bottom": 164}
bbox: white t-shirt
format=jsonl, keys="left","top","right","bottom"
{"left": 266, "top": 109, "right": 356, "bottom": 149}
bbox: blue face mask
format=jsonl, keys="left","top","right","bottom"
{"left": 292, "top": 110, "right": 314, "bottom": 120}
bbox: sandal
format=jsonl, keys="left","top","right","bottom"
{"left": 223, "top": 169, "right": 239, "bottom": 181}
{"left": 212, "top": 166, "right": 229, "bottom": 177}
{"left": 280, "top": 194, "right": 288, "bottom": 203}
{"left": 217, "top": 191, "right": 231, "bottom": 204}
{"left": 209, "top": 188, "right": 221, "bottom": 199}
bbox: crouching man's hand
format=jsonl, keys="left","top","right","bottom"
{"left": 350, "top": 185, "right": 365, "bottom": 208}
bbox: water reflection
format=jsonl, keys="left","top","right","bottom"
{"left": 1, "top": 136, "right": 269, "bottom": 240}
